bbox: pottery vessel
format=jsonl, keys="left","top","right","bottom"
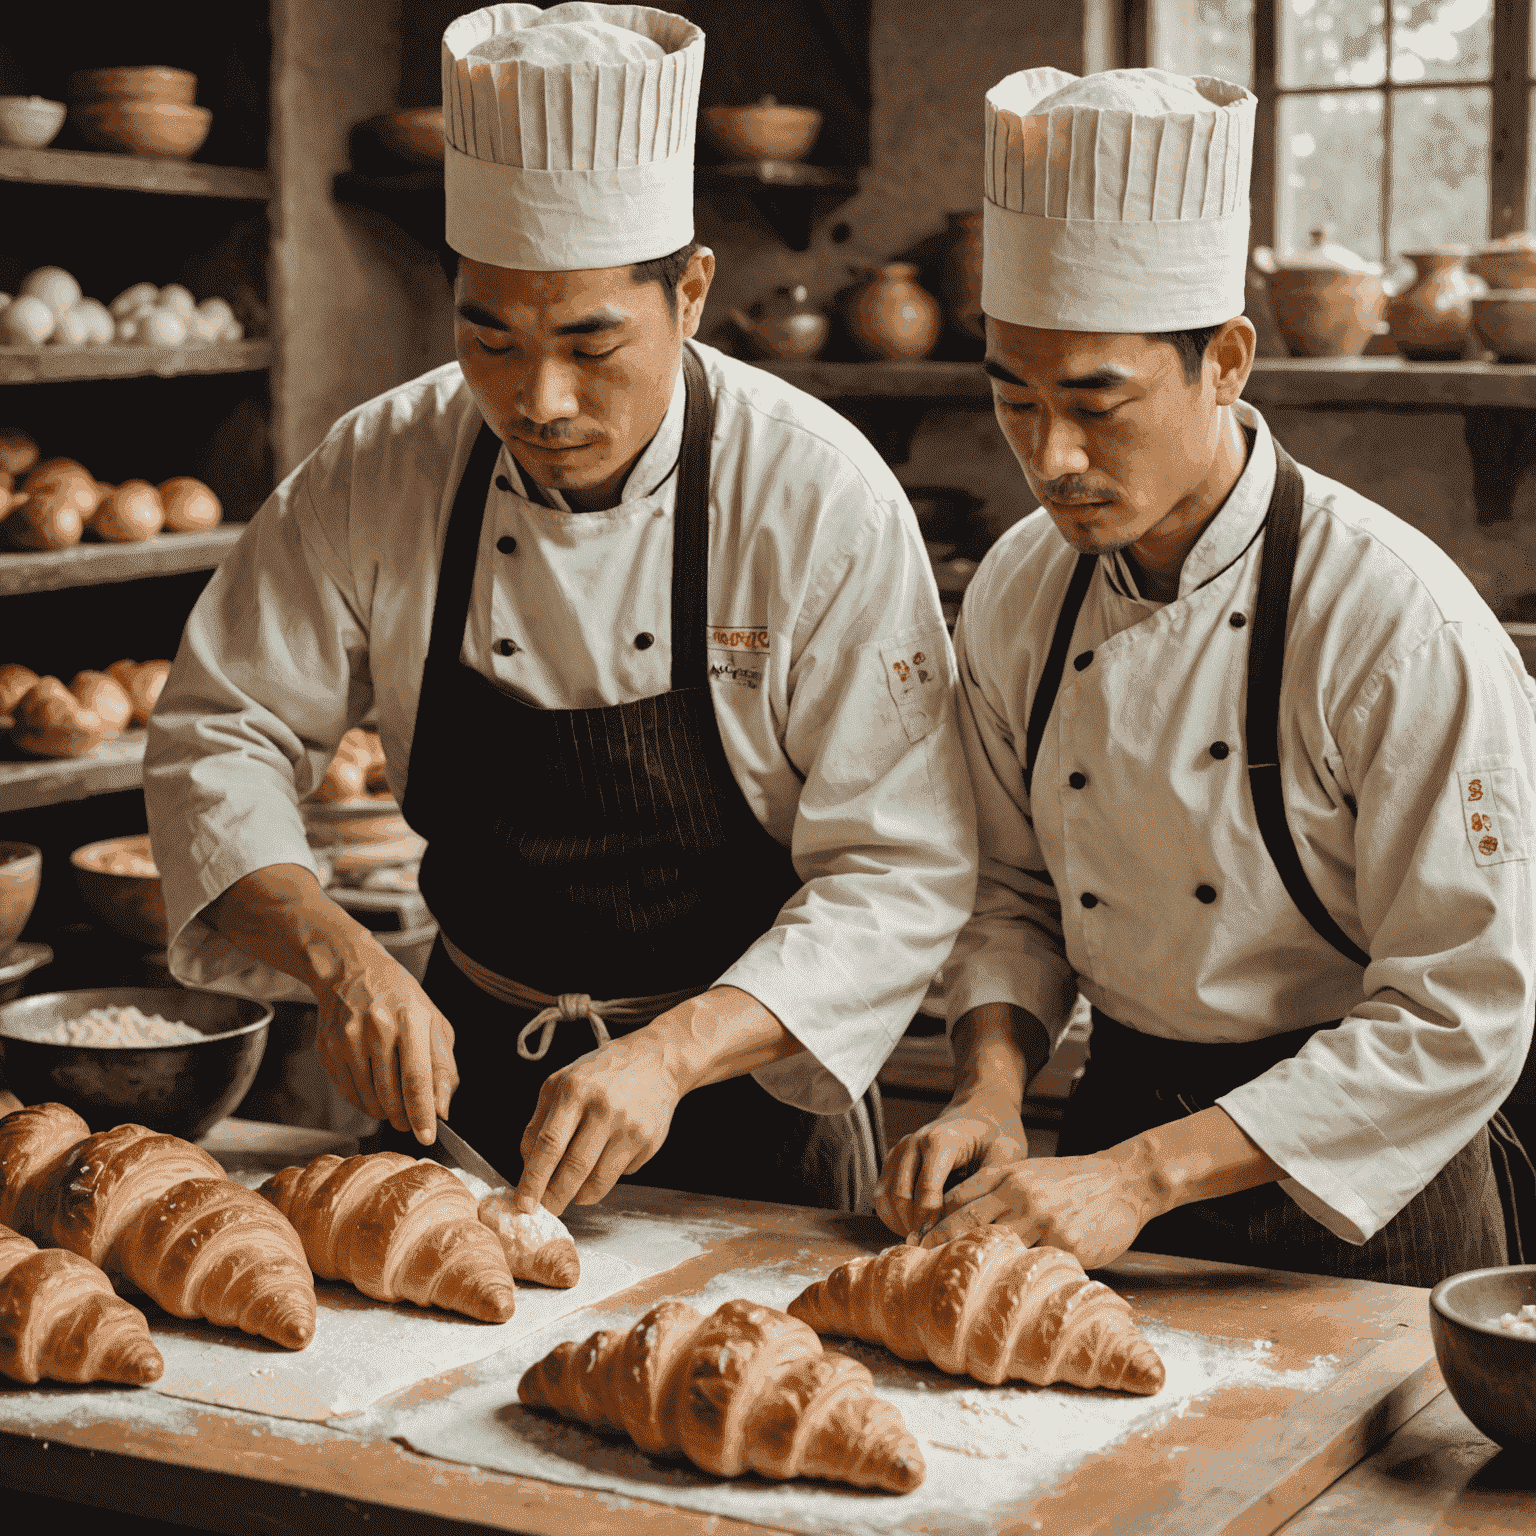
{"left": 703, "top": 97, "right": 821, "bottom": 163}
{"left": 70, "top": 834, "right": 168, "bottom": 948}
{"left": 730, "top": 284, "right": 828, "bottom": 360}
{"left": 68, "top": 66, "right": 197, "bottom": 106}
{"left": 0, "top": 96, "right": 66, "bottom": 149}
{"left": 1251, "top": 229, "right": 1385, "bottom": 358}
{"left": 1386, "top": 247, "right": 1474, "bottom": 360}
{"left": 843, "top": 263, "right": 942, "bottom": 360}
{"left": 72, "top": 101, "right": 212, "bottom": 159}
{"left": 1468, "top": 231, "right": 1536, "bottom": 291}
{"left": 0, "top": 843, "right": 41, "bottom": 954}
{"left": 1430, "top": 1265, "right": 1536, "bottom": 1451}
{"left": 354, "top": 107, "right": 444, "bottom": 167}
{"left": 939, "top": 211, "right": 985, "bottom": 341}
{"left": 1472, "top": 291, "right": 1536, "bottom": 362}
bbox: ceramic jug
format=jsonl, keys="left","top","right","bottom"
{"left": 1386, "top": 248, "right": 1474, "bottom": 360}
{"left": 843, "top": 264, "right": 942, "bottom": 360}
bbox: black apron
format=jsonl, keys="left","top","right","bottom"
{"left": 389, "top": 346, "right": 880, "bottom": 1211}
{"left": 1030, "top": 440, "right": 1509, "bottom": 1287}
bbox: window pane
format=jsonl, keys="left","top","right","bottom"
{"left": 1280, "top": 0, "right": 1385, "bottom": 89}
{"left": 1390, "top": 0, "right": 1492, "bottom": 84}
{"left": 1278, "top": 92, "right": 1384, "bottom": 259}
{"left": 1390, "top": 86, "right": 1489, "bottom": 251}
{"left": 1191, "top": 0, "right": 1255, "bottom": 88}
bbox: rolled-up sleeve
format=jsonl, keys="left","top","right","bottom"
{"left": 717, "top": 494, "right": 979, "bottom": 1114}
{"left": 143, "top": 443, "right": 372, "bottom": 1000}
{"left": 1219, "top": 622, "right": 1536, "bottom": 1243}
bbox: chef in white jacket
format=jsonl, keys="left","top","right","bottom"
{"left": 875, "top": 66, "right": 1534, "bottom": 1286}
{"left": 144, "top": 3, "right": 975, "bottom": 1217}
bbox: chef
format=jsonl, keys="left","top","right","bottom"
{"left": 144, "top": 3, "right": 975, "bottom": 1218}
{"left": 875, "top": 66, "right": 1535, "bottom": 1286}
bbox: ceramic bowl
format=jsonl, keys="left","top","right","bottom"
{"left": 354, "top": 107, "right": 444, "bottom": 166}
{"left": 0, "top": 843, "right": 42, "bottom": 954}
{"left": 0, "top": 96, "right": 67, "bottom": 149}
{"left": 1472, "top": 292, "right": 1536, "bottom": 362}
{"left": 0, "top": 987, "right": 270, "bottom": 1140}
{"left": 71, "top": 834, "right": 168, "bottom": 949}
{"left": 1263, "top": 269, "right": 1386, "bottom": 357}
{"left": 0, "top": 942, "right": 53, "bottom": 1004}
{"left": 703, "top": 101, "right": 822, "bottom": 163}
{"left": 1469, "top": 248, "right": 1536, "bottom": 292}
{"left": 71, "top": 100, "right": 212, "bottom": 159}
{"left": 68, "top": 66, "right": 197, "bottom": 106}
{"left": 1429, "top": 1265, "right": 1536, "bottom": 1450}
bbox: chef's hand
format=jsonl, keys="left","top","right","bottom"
{"left": 513, "top": 985, "right": 803, "bottom": 1216}
{"left": 874, "top": 1090, "right": 1028, "bottom": 1239}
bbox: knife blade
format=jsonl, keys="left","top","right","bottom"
{"left": 434, "top": 1118, "right": 512, "bottom": 1191}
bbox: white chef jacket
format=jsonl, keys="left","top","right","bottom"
{"left": 143, "top": 342, "right": 977, "bottom": 1116}
{"left": 946, "top": 400, "right": 1536, "bottom": 1245}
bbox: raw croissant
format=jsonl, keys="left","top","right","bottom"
{"left": 259, "top": 1152, "right": 517, "bottom": 1322}
{"left": 787, "top": 1228, "right": 1165, "bottom": 1395}
{"left": 477, "top": 1192, "right": 579, "bottom": 1288}
{"left": 0, "top": 1102, "right": 316, "bottom": 1350}
{"left": 0, "top": 1223, "right": 163, "bottom": 1385}
{"left": 519, "top": 1296, "right": 926, "bottom": 1493}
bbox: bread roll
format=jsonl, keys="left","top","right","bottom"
{"left": 90, "top": 480, "right": 165, "bottom": 543}
{"left": 106, "top": 659, "right": 171, "bottom": 726}
{"left": 9, "top": 678, "right": 109, "bottom": 758}
{"left": 69, "top": 671, "right": 133, "bottom": 738}
{"left": 158, "top": 476, "right": 222, "bottom": 532}
{"left": 0, "top": 664, "right": 39, "bottom": 716}
{"left": 0, "top": 431, "right": 39, "bottom": 479}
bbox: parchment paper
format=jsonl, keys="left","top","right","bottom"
{"left": 378, "top": 1254, "right": 1342, "bottom": 1536}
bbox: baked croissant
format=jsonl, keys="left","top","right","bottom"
{"left": 519, "top": 1297, "right": 926, "bottom": 1493}
{"left": 0, "top": 1223, "right": 163, "bottom": 1385}
{"left": 0, "top": 1102, "right": 316, "bottom": 1350}
{"left": 787, "top": 1228, "right": 1165, "bottom": 1395}
{"left": 477, "top": 1192, "right": 579, "bottom": 1288}
{"left": 259, "top": 1152, "right": 517, "bottom": 1322}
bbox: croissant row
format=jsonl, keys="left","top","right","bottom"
{"left": 787, "top": 1228, "right": 1165, "bottom": 1394}
{"left": 0, "top": 1223, "right": 164, "bottom": 1385}
{"left": 0, "top": 1102, "right": 316, "bottom": 1350}
{"left": 519, "top": 1297, "right": 925, "bottom": 1493}
{"left": 259, "top": 1152, "right": 517, "bottom": 1323}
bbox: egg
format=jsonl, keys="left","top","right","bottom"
{"left": 90, "top": 479, "right": 165, "bottom": 543}
{"left": 159, "top": 284, "right": 197, "bottom": 315}
{"left": 1, "top": 295, "right": 57, "bottom": 346}
{"left": 74, "top": 299, "right": 115, "bottom": 346}
{"left": 115, "top": 316, "right": 142, "bottom": 343}
{"left": 157, "top": 476, "right": 222, "bottom": 532}
{"left": 218, "top": 317, "right": 245, "bottom": 342}
{"left": 137, "top": 308, "right": 189, "bottom": 346}
{"left": 196, "top": 296, "right": 233, "bottom": 330}
{"left": 110, "top": 283, "right": 159, "bottom": 317}
{"left": 50, "top": 306, "right": 93, "bottom": 347}
{"left": 18, "top": 267, "right": 82, "bottom": 321}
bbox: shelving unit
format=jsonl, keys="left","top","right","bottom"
{"left": 0, "top": 145, "right": 270, "bottom": 200}
{"left": 0, "top": 733, "right": 146, "bottom": 814}
{"left": 0, "top": 339, "right": 270, "bottom": 384}
{"left": 0, "top": 528, "right": 244, "bottom": 596}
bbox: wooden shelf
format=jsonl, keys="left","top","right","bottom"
{"left": 762, "top": 358, "right": 988, "bottom": 399}
{"left": 0, "top": 145, "right": 271, "bottom": 200}
{"left": 0, "top": 527, "right": 244, "bottom": 596}
{"left": 0, "top": 339, "right": 270, "bottom": 384}
{"left": 0, "top": 731, "right": 144, "bottom": 813}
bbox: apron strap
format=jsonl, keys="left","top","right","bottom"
{"left": 1023, "top": 553, "right": 1096, "bottom": 797}
{"left": 671, "top": 343, "right": 716, "bottom": 689}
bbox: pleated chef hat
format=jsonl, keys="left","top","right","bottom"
{"left": 982, "top": 67, "right": 1256, "bottom": 333}
{"left": 442, "top": 3, "right": 704, "bottom": 271}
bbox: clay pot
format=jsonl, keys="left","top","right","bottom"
{"left": 843, "top": 264, "right": 942, "bottom": 361}
{"left": 1386, "top": 248, "right": 1474, "bottom": 360}
{"left": 353, "top": 108, "right": 445, "bottom": 168}
{"left": 71, "top": 101, "right": 212, "bottom": 159}
{"left": 1468, "top": 231, "right": 1536, "bottom": 292}
{"left": 729, "top": 284, "right": 828, "bottom": 360}
{"left": 68, "top": 67, "right": 197, "bottom": 106}
{"left": 1251, "top": 229, "right": 1385, "bottom": 358}
{"left": 939, "top": 212, "right": 985, "bottom": 342}
{"left": 0, "top": 843, "right": 42, "bottom": 954}
{"left": 1472, "top": 292, "right": 1536, "bottom": 363}
{"left": 702, "top": 97, "right": 821, "bottom": 163}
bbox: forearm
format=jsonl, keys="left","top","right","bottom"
{"left": 949, "top": 1003, "right": 1052, "bottom": 1106}
{"left": 1112, "top": 1105, "right": 1285, "bottom": 1221}
{"left": 642, "top": 985, "right": 804, "bottom": 1092}
{"left": 202, "top": 863, "right": 381, "bottom": 995}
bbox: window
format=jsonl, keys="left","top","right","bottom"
{"left": 1171, "top": 1, "right": 1533, "bottom": 264}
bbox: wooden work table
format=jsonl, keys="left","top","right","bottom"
{"left": 1, "top": 1120, "right": 1530, "bottom": 1536}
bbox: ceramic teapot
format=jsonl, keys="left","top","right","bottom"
{"left": 729, "top": 284, "right": 828, "bottom": 361}
{"left": 1250, "top": 227, "right": 1385, "bottom": 357}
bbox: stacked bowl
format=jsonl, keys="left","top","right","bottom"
{"left": 1469, "top": 233, "right": 1536, "bottom": 363}
{"left": 67, "top": 66, "right": 211, "bottom": 159}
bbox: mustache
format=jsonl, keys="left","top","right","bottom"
{"left": 510, "top": 421, "right": 604, "bottom": 446}
{"left": 1039, "top": 476, "right": 1117, "bottom": 502}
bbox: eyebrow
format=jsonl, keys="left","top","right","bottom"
{"left": 454, "top": 300, "right": 628, "bottom": 337}
{"left": 983, "top": 358, "right": 1133, "bottom": 390}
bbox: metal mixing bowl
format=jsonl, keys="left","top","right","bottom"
{"left": 0, "top": 987, "right": 271, "bottom": 1141}
{"left": 1429, "top": 1264, "right": 1536, "bottom": 1450}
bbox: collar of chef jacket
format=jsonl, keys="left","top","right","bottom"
{"left": 500, "top": 360, "right": 687, "bottom": 513}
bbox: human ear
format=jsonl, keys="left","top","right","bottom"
{"left": 678, "top": 247, "right": 716, "bottom": 339}
{"left": 1209, "top": 316, "right": 1256, "bottom": 405}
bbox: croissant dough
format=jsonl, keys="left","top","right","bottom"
{"left": 787, "top": 1228, "right": 1166, "bottom": 1394}
{"left": 0, "top": 1102, "right": 316, "bottom": 1350}
{"left": 519, "top": 1296, "right": 925, "bottom": 1493}
{"left": 260, "top": 1152, "right": 517, "bottom": 1322}
{"left": 0, "top": 1223, "right": 163, "bottom": 1385}
{"left": 477, "top": 1192, "right": 580, "bottom": 1288}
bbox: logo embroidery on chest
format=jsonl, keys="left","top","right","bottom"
{"left": 706, "top": 624, "right": 769, "bottom": 691}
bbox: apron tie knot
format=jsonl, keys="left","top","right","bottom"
{"left": 516, "top": 994, "right": 613, "bottom": 1061}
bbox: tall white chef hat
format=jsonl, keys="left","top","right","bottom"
{"left": 981, "top": 67, "right": 1256, "bottom": 333}
{"left": 442, "top": 3, "right": 704, "bottom": 272}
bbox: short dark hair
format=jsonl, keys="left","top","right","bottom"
{"left": 1146, "top": 324, "right": 1222, "bottom": 385}
{"left": 629, "top": 241, "right": 699, "bottom": 319}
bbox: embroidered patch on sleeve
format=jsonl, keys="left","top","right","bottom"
{"left": 1457, "top": 767, "right": 1527, "bottom": 867}
{"left": 880, "top": 626, "right": 954, "bottom": 744}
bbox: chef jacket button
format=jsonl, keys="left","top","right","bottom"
{"left": 635, "top": 632, "right": 655, "bottom": 650}
{"left": 1195, "top": 884, "right": 1218, "bottom": 904}
{"left": 495, "top": 474, "right": 513, "bottom": 493}
{"left": 494, "top": 638, "right": 520, "bottom": 657}
{"left": 1073, "top": 650, "right": 1094, "bottom": 671}
{"left": 1080, "top": 892, "right": 1099, "bottom": 909}
{"left": 1229, "top": 612, "right": 1247, "bottom": 629}
{"left": 1209, "top": 740, "right": 1229, "bottom": 760}
{"left": 497, "top": 535, "right": 517, "bottom": 555}
{"left": 1068, "top": 771, "right": 1087, "bottom": 789}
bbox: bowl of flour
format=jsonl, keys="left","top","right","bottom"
{"left": 0, "top": 987, "right": 272, "bottom": 1140}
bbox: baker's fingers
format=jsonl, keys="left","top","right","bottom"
{"left": 516, "top": 1094, "right": 585, "bottom": 1213}
{"left": 919, "top": 1191, "right": 1009, "bottom": 1248}
{"left": 536, "top": 1118, "right": 611, "bottom": 1217}
{"left": 394, "top": 1013, "right": 439, "bottom": 1145}
{"left": 912, "top": 1126, "right": 983, "bottom": 1230}
{"left": 873, "top": 1134, "right": 922, "bottom": 1236}
{"left": 570, "top": 1140, "right": 635, "bottom": 1207}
